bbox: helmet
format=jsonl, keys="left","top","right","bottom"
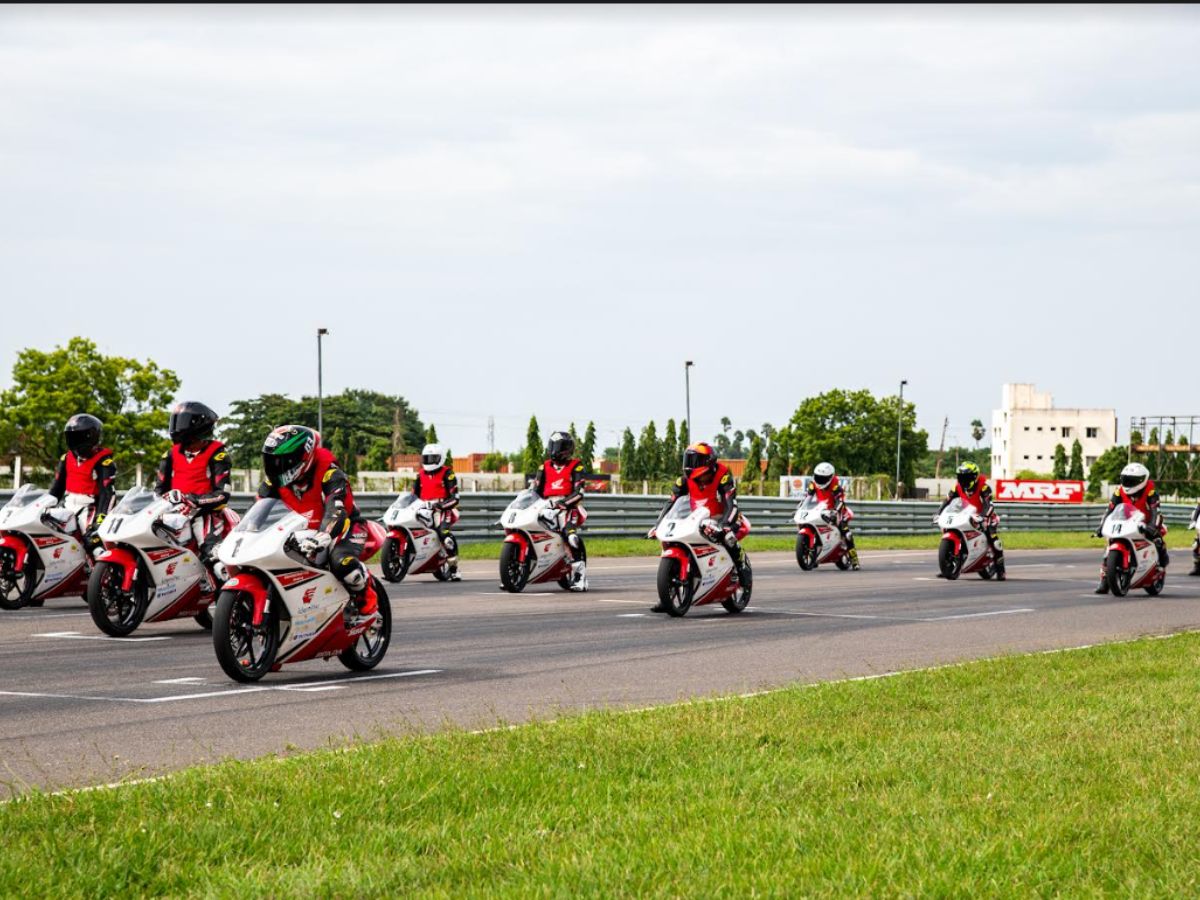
{"left": 64, "top": 414, "right": 103, "bottom": 457}
{"left": 683, "top": 442, "right": 718, "bottom": 478}
{"left": 548, "top": 431, "right": 575, "bottom": 466}
{"left": 168, "top": 401, "right": 218, "bottom": 446}
{"left": 1120, "top": 462, "right": 1150, "bottom": 496}
{"left": 262, "top": 425, "right": 319, "bottom": 488}
{"left": 421, "top": 443, "right": 445, "bottom": 473}
{"left": 813, "top": 462, "right": 835, "bottom": 489}
{"left": 956, "top": 461, "right": 981, "bottom": 492}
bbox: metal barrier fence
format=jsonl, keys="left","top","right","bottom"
{"left": 3, "top": 489, "right": 1195, "bottom": 542}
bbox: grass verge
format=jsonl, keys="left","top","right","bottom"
{"left": 458, "top": 528, "right": 1199, "bottom": 560}
{"left": 6, "top": 633, "right": 1200, "bottom": 895}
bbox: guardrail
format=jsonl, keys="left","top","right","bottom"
{"left": 3, "top": 490, "right": 1195, "bottom": 542}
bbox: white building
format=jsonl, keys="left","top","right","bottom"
{"left": 990, "top": 384, "right": 1116, "bottom": 479}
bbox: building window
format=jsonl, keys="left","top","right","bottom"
{"left": 1037, "top": 426, "right": 1043, "bottom": 432}
{"left": 1061, "top": 427, "right": 1071, "bottom": 439}
{"left": 1086, "top": 456, "right": 1097, "bottom": 467}
{"left": 1086, "top": 427, "right": 1098, "bottom": 438}
{"left": 1037, "top": 455, "right": 1043, "bottom": 460}
{"left": 1050, "top": 426, "right": 1056, "bottom": 432}
{"left": 1024, "top": 426, "right": 1030, "bottom": 432}
{"left": 1023, "top": 455, "right": 1030, "bottom": 460}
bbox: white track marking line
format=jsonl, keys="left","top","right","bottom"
{"left": 617, "top": 613, "right": 648, "bottom": 618}
{"left": 34, "top": 631, "right": 171, "bottom": 643}
{"left": 473, "top": 592, "right": 556, "bottom": 597}
{"left": 586, "top": 597, "right": 649, "bottom": 605}
{"left": 8, "top": 612, "right": 91, "bottom": 619}
{"left": 928, "top": 608, "right": 1036, "bottom": 621}
{"left": 280, "top": 685, "right": 345, "bottom": 693}
{"left": 153, "top": 677, "right": 207, "bottom": 685}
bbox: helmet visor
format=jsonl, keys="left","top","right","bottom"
{"left": 957, "top": 472, "right": 977, "bottom": 490}
{"left": 1121, "top": 472, "right": 1146, "bottom": 491}
{"left": 421, "top": 453, "right": 443, "bottom": 469}
{"left": 813, "top": 472, "right": 832, "bottom": 488}
{"left": 683, "top": 448, "right": 712, "bottom": 472}
{"left": 65, "top": 428, "right": 99, "bottom": 455}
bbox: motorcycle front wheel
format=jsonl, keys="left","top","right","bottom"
{"left": 657, "top": 556, "right": 696, "bottom": 617}
{"left": 87, "top": 560, "right": 149, "bottom": 636}
{"left": 795, "top": 533, "right": 818, "bottom": 571}
{"left": 0, "top": 546, "right": 35, "bottom": 610}
{"left": 1105, "top": 548, "right": 1132, "bottom": 597}
{"left": 213, "top": 589, "right": 279, "bottom": 683}
{"left": 499, "top": 542, "right": 532, "bottom": 593}
{"left": 937, "top": 538, "right": 963, "bottom": 580}
{"left": 380, "top": 537, "right": 412, "bottom": 583}
{"left": 339, "top": 578, "right": 392, "bottom": 671}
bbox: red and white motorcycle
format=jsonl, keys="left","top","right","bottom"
{"left": 652, "top": 497, "right": 751, "bottom": 617}
{"left": 1098, "top": 502, "right": 1165, "bottom": 596}
{"left": 0, "top": 485, "right": 92, "bottom": 609}
{"left": 935, "top": 497, "right": 1000, "bottom": 580}
{"left": 793, "top": 494, "right": 852, "bottom": 571}
{"left": 498, "top": 490, "right": 576, "bottom": 593}
{"left": 88, "top": 487, "right": 238, "bottom": 636}
{"left": 380, "top": 492, "right": 455, "bottom": 583}
{"left": 212, "top": 496, "right": 391, "bottom": 682}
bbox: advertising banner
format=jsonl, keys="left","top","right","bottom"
{"left": 993, "top": 479, "right": 1084, "bottom": 504}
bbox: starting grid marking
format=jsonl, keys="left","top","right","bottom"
{"left": 0, "top": 669, "right": 441, "bottom": 706}
{"left": 34, "top": 631, "right": 172, "bottom": 643}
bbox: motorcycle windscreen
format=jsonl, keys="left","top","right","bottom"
{"left": 387, "top": 492, "right": 419, "bottom": 514}
{"left": 1107, "top": 503, "right": 1142, "bottom": 526}
{"left": 234, "top": 498, "right": 302, "bottom": 534}
{"left": 795, "top": 494, "right": 823, "bottom": 512}
{"left": 111, "top": 486, "right": 157, "bottom": 516}
{"left": 942, "top": 497, "right": 972, "bottom": 517}
{"left": 507, "top": 490, "right": 540, "bottom": 511}
{"left": 661, "top": 495, "right": 694, "bottom": 522}
{"left": 3, "top": 484, "right": 47, "bottom": 509}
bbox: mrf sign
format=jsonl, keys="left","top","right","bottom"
{"left": 994, "top": 479, "right": 1084, "bottom": 504}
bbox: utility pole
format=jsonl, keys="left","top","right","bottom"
{"left": 391, "top": 404, "right": 401, "bottom": 470}
{"left": 934, "top": 416, "right": 948, "bottom": 480}
{"left": 317, "top": 328, "right": 329, "bottom": 435}
{"left": 684, "top": 361, "right": 694, "bottom": 440}
{"left": 894, "top": 379, "right": 908, "bottom": 499}
{"left": 488, "top": 416, "right": 495, "bottom": 453}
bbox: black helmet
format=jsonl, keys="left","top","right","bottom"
{"left": 169, "top": 401, "right": 218, "bottom": 446}
{"left": 64, "top": 414, "right": 103, "bottom": 457}
{"left": 956, "top": 461, "right": 981, "bottom": 492}
{"left": 547, "top": 431, "right": 575, "bottom": 466}
{"left": 262, "top": 424, "right": 319, "bottom": 488}
{"left": 683, "top": 442, "right": 717, "bottom": 478}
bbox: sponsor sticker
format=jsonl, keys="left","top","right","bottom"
{"left": 994, "top": 479, "right": 1084, "bottom": 504}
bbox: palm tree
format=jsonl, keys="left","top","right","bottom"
{"left": 971, "top": 419, "right": 985, "bottom": 449}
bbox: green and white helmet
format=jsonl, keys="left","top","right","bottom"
{"left": 262, "top": 425, "right": 319, "bottom": 488}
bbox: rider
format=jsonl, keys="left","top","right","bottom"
{"left": 935, "top": 461, "right": 1006, "bottom": 581}
{"left": 651, "top": 442, "right": 751, "bottom": 608}
{"left": 47, "top": 414, "right": 117, "bottom": 554}
{"left": 153, "top": 401, "right": 232, "bottom": 588}
{"left": 259, "top": 425, "right": 378, "bottom": 616}
{"left": 413, "top": 443, "right": 461, "bottom": 581}
{"left": 531, "top": 431, "right": 588, "bottom": 591}
{"left": 1094, "top": 462, "right": 1168, "bottom": 594}
{"left": 808, "top": 462, "right": 860, "bottom": 570}
{"left": 1192, "top": 497, "right": 1200, "bottom": 577}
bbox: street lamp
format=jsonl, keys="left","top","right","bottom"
{"left": 317, "top": 328, "right": 329, "bottom": 435}
{"left": 684, "top": 361, "right": 694, "bottom": 446}
{"left": 895, "top": 379, "right": 908, "bottom": 499}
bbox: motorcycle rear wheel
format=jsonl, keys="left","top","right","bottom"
{"left": 834, "top": 553, "right": 851, "bottom": 571}
{"left": 194, "top": 604, "right": 213, "bottom": 630}
{"left": 339, "top": 579, "right": 392, "bottom": 671}
{"left": 87, "top": 560, "right": 149, "bottom": 636}
{"left": 722, "top": 556, "right": 752, "bottom": 613}
{"left": 1143, "top": 572, "right": 1165, "bottom": 596}
{"left": 657, "top": 556, "right": 696, "bottom": 617}
{"left": 380, "top": 537, "right": 411, "bottom": 584}
{"left": 1105, "top": 548, "right": 1132, "bottom": 597}
{"left": 937, "top": 538, "right": 963, "bottom": 580}
{"left": 499, "top": 542, "right": 531, "bottom": 593}
{"left": 795, "top": 534, "right": 818, "bottom": 571}
{"left": 0, "top": 548, "right": 35, "bottom": 610}
{"left": 213, "top": 589, "right": 279, "bottom": 683}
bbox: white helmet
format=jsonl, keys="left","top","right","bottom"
{"left": 813, "top": 462, "right": 836, "bottom": 489}
{"left": 1119, "top": 462, "right": 1150, "bottom": 496}
{"left": 421, "top": 443, "right": 445, "bottom": 473}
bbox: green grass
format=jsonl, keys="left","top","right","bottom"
{"left": 7, "top": 634, "right": 1200, "bottom": 895}
{"left": 458, "top": 528, "right": 1199, "bottom": 559}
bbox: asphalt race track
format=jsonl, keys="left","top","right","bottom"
{"left": 2, "top": 548, "right": 1198, "bottom": 797}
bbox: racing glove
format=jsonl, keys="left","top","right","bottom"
{"left": 299, "top": 531, "right": 333, "bottom": 557}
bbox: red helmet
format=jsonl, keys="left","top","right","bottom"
{"left": 683, "top": 442, "right": 717, "bottom": 478}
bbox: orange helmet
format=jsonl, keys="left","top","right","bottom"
{"left": 683, "top": 442, "right": 717, "bottom": 478}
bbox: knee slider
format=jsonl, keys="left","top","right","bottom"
{"left": 568, "top": 533, "right": 582, "bottom": 551}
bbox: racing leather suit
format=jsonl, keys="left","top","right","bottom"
{"left": 937, "top": 479, "right": 1006, "bottom": 577}
{"left": 807, "top": 475, "right": 859, "bottom": 567}
{"left": 48, "top": 447, "right": 117, "bottom": 553}
{"left": 154, "top": 440, "right": 233, "bottom": 572}
{"left": 658, "top": 463, "right": 751, "bottom": 581}
{"left": 1095, "top": 483, "right": 1168, "bottom": 592}
{"left": 532, "top": 458, "right": 587, "bottom": 563}
{"left": 414, "top": 465, "right": 461, "bottom": 570}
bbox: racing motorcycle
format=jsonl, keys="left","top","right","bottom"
{"left": 935, "top": 497, "right": 1000, "bottom": 580}
{"left": 497, "top": 490, "right": 576, "bottom": 593}
{"left": 793, "top": 494, "right": 852, "bottom": 571}
{"left": 211, "top": 496, "right": 391, "bottom": 683}
{"left": 1097, "top": 503, "right": 1165, "bottom": 597}
{"left": 652, "top": 496, "right": 751, "bottom": 617}
{"left": 88, "top": 486, "right": 239, "bottom": 636}
{"left": 0, "top": 485, "right": 92, "bottom": 609}
{"left": 380, "top": 492, "right": 455, "bottom": 583}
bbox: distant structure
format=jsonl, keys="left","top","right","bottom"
{"left": 990, "top": 384, "right": 1116, "bottom": 479}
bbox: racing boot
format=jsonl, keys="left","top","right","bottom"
{"left": 446, "top": 562, "right": 462, "bottom": 582}
{"left": 443, "top": 534, "right": 462, "bottom": 581}
{"left": 1155, "top": 539, "right": 1169, "bottom": 570}
{"left": 569, "top": 559, "right": 589, "bottom": 593}
{"left": 847, "top": 546, "right": 861, "bottom": 572}
{"left": 1094, "top": 565, "right": 1110, "bottom": 595}
{"left": 354, "top": 581, "right": 379, "bottom": 617}
{"left": 994, "top": 554, "right": 1006, "bottom": 582}
{"left": 1190, "top": 547, "right": 1200, "bottom": 576}
{"left": 344, "top": 564, "right": 377, "bottom": 617}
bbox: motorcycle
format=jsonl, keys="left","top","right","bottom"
{"left": 497, "top": 490, "right": 577, "bottom": 593}
{"left": 212, "top": 496, "right": 391, "bottom": 683}
{"left": 935, "top": 497, "right": 999, "bottom": 580}
{"left": 652, "top": 496, "right": 751, "bottom": 617}
{"left": 0, "top": 485, "right": 92, "bottom": 609}
{"left": 1098, "top": 503, "right": 1165, "bottom": 597}
{"left": 88, "top": 486, "right": 239, "bottom": 636}
{"left": 380, "top": 492, "right": 455, "bottom": 583}
{"left": 793, "top": 494, "right": 852, "bottom": 571}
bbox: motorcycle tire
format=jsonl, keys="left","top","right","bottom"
{"left": 0, "top": 546, "right": 36, "bottom": 610}
{"left": 795, "top": 533, "right": 818, "bottom": 571}
{"left": 380, "top": 537, "right": 411, "bottom": 584}
{"left": 1105, "top": 548, "right": 1132, "bottom": 597}
{"left": 213, "top": 588, "right": 279, "bottom": 683}
{"left": 834, "top": 554, "right": 852, "bottom": 571}
{"left": 87, "top": 560, "right": 149, "bottom": 637}
{"left": 979, "top": 563, "right": 995, "bottom": 580}
{"left": 340, "top": 578, "right": 392, "bottom": 671}
{"left": 194, "top": 604, "right": 214, "bottom": 630}
{"left": 1143, "top": 572, "right": 1165, "bottom": 597}
{"left": 722, "top": 556, "right": 752, "bottom": 614}
{"left": 937, "top": 538, "right": 963, "bottom": 580}
{"left": 657, "top": 556, "right": 696, "bottom": 617}
{"left": 499, "top": 542, "right": 531, "bottom": 593}
{"left": 432, "top": 560, "right": 454, "bottom": 582}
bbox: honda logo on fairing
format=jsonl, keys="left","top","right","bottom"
{"left": 994, "top": 479, "right": 1084, "bottom": 504}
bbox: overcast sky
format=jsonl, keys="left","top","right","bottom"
{"left": 2, "top": 5, "right": 1198, "bottom": 455}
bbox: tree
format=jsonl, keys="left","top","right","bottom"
{"left": 765, "top": 425, "right": 791, "bottom": 488}
{"left": 480, "top": 451, "right": 507, "bottom": 473}
{"left": 678, "top": 420, "right": 690, "bottom": 452}
{"left": 1052, "top": 444, "right": 1068, "bottom": 479}
{"left": 1087, "top": 445, "right": 1127, "bottom": 499}
{"left": 713, "top": 416, "right": 747, "bottom": 459}
{"left": 424, "top": 424, "right": 438, "bottom": 444}
{"left": 579, "top": 422, "right": 597, "bottom": 473}
{"left": 742, "top": 433, "right": 764, "bottom": 495}
{"left": 663, "top": 419, "right": 678, "bottom": 473}
{"left": 1068, "top": 439, "right": 1085, "bottom": 481}
{"left": 0, "top": 337, "right": 180, "bottom": 478}
{"left": 619, "top": 428, "right": 639, "bottom": 484}
{"left": 602, "top": 446, "right": 619, "bottom": 462}
{"left": 521, "top": 415, "right": 542, "bottom": 480}
{"left": 638, "top": 421, "right": 661, "bottom": 480}
{"left": 971, "top": 419, "right": 985, "bottom": 448}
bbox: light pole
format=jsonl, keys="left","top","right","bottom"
{"left": 684, "top": 361, "right": 694, "bottom": 447}
{"left": 895, "top": 379, "right": 908, "bottom": 499}
{"left": 317, "top": 328, "right": 329, "bottom": 435}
